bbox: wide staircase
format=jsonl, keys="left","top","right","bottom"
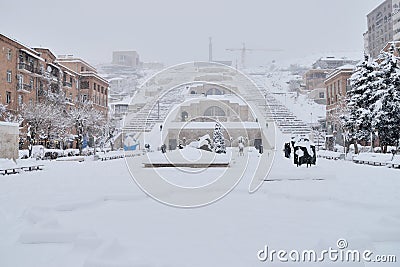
{"left": 123, "top": 86, "right": 185, "bottom": 133}
{"left": 247, "top": 74, "right": 311, "bottom": 135}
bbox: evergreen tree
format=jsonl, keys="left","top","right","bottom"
{"left": 213, "top": 122, "right": 226, "bottom": 154}
{"left": 372, "top": 44, "right": 400, "bottom": 152}
{"left": 344, "top": 54, "right": 378, "bottom": 153}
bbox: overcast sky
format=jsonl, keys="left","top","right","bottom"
{"left": 0, "top": 0, "right": 384, "bottom": 67}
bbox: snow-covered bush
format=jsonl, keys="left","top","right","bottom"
{"left": 213, "top": 122, "right": 226, "bottom": 154}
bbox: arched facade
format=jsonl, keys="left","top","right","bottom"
{"left": 203, "top": 106, "right": 226, "bottom": 116}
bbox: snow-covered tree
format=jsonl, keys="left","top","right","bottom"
{"left": 0, "top": 103, "right": 22, "bottom": 123}
{"left": 68, "top": 102, "right": 106, "bottom": 155}
{"left": 372, "top": 44, "right": 400, "bottom": 152}
{"left": 213, "top": 122, "right": 226, "bottom": 154}
{"left": 21, "top": 101, "right": 68, "bottom": 153}
{"left": 344, "top": 54, "right": 378, "bottom": 153}
{"left": 0, "top": 103, "right": 7, "bottom": 121}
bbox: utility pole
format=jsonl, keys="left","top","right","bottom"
{"left": 157, "top": 100, "right": 160, "bottom": 119}
{"left": 209, "top": 37, "right": 213, "bottom": 62}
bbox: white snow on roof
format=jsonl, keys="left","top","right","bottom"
{"left": 111, "top": 97, "right": 131, "bottom": 105}
{"left": 48, "top": 62, "right": 60, "bottom": 70}
{"left": 337, "top": 64, "right": 356, "bottom": 70}
{"left": 20, "top": 49, "right": 44, "bottom": 62}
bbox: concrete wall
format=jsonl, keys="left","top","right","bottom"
{"left": 0, "top": 121, "right": 19, "bottom": 159}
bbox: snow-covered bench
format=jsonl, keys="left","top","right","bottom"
{"left": 386, "top": 155, "right": 400, "bottom": 169}
{"left": 0, "top": 159, "right": 44, "bottom": 175}
{"left": 99, "top": 151, "right": 143, "bottom": 161}
{"left": 56, "top": 156, "right": 85, "bottom": 162}
{"left": 317, "top": 150, "right": 344, "bottom": 160}
{"left": 353, "top": 153, "right": 393, "bottom": 166}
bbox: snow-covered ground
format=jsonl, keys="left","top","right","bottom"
{"left": 0, "top": 136, "right": 399, "bottom": 266}
{"left": 264, "top": 70, "right": 326, "bottom": 123}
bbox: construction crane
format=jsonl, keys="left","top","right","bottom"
{"left": 226, "top": 42, "right": 283, "bottom": 69}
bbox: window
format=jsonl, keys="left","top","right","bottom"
{"left": 101, "top": 86, "right": 104, "bottom": 94}
{"left": 6, "top": 70, "right": 12, "bottom": 83}
{"left": 7, "top": 49, "right": 12, "bottom": 61}
{"left": 29, "top": 98, "right": 33, "bottom": 106}
{"left": 6, "top": 91, "right": 11, "bottom": 104}
{"left": 81, "top": 81, "right": 89, "bottom": 89}
{"left": 319, "top": 92, "right": 325, "bottom": 99}
{"left": 94, "top": 82, "right": 96, "bottom": 91}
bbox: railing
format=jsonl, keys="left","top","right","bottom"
{"left": 18, "top": 63, "right": 43, "bottom": 75}
{"left": 17, "top": 84, "right": 32, "bottom": 92}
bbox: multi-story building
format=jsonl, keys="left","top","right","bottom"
{"left": 56, "top": 56, "right": 109, "bottom": 113}
{"left": 312, "top": 57, "right": 358, "bottom": 70}
{"left": 363, "top": 31, "right": 370, "bottom": 54}
{"left": 324, "top": 65, "right": 355, "bottom": 146}
{"left": 366, "top": 0, "right": 394, "bottom": 59}
{"left": 393, "top": 0, "right": 400, "bottom": 40}
{"left": 112, "top": 51, "right": 140, "bottom": 68}
{"left": 304, "top": 57, "right": 358, "bottom": 92}
{"left": 304, "top": 69, "right": 330, "bottom": 91}
{"left": 1, "top": 33, "right": 109, "bottom": 118}
{"left": 1, "top": 34, "right": 45, "bottom": 114}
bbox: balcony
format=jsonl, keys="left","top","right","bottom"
{"left": 63, "top": 81, "right": 72, "bottom": 87}
{"left": 18, "top": 63, "right": 43, "bottom": 75}
{"left": 17, "top": 84, "right": 32, "bottom": 93}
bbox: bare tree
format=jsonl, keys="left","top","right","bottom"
{"left": 68, "top": 101, "right": 106, "bottom": 155}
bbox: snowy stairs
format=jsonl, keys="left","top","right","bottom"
{"left": 249, "top": 75, "right": 311, "bottom": 135}
{"left": 123, "top": 87, "right": 185, "bottom": 133}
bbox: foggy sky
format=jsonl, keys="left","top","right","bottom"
{"left": 0, "top": 0, "right": 384, "bottom": 66}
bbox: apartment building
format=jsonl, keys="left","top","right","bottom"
{"left": 56, "top": 56, "right": 109, "bottom": 113}
{"left": 303, "top": 69, "right": 330, "bottom": 91}
{"left": 303, "top": 57, "right": 358, "bottom": 92}
{"left": 366, "top": 0, "right": 394, "bottom": 59}
{"left": 393, "top": 0, "right": 400, "bottom": 40}
{"left": 0, "top": 33, "right": 109, "bottom": 117}
{"left": 324, "top": 65, "right": 355, "bottom": 145}
{"left": 312, "top": 57, "right": 358, "bottom": 70}
{"left": 0, "top": 34, "right": 45, "bottom": 113}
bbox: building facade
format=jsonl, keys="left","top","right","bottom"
{"left": 393, "top": 0, "right": 400, "bottom": 40}
{"left": 304, "top": 69, "right": 330, "bottom": 91}
{"left": 366, "top": 0, "right": 394, "bottom": 59}
{"left": 324, "top": 65, "right": 354, "bottom": 146}
{"left": 112, "top": 51, "right": 140, "bottom": 68}
{"left": 1, "top": 34, "right": 109, "bottom": 116}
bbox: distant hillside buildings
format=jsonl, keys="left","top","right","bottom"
{"left": 112, "top": 51, "right": 140, "bottom": 68}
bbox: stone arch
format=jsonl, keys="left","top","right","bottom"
{"left": 206, "top": 88, "right": 223, "bottom": 95}
{"left": 204, "top": 106, "right": 226, "bottom": 116}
